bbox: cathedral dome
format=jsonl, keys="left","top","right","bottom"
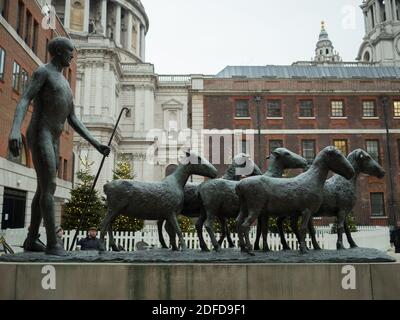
{"left": 54, "top": 0, "right": 149, "bottom": 61}
{"left": 314, "top": 21, "right": 342, "bottom": 63}
{"left": 316, "top": 21, "right": 333, "bottom": 48}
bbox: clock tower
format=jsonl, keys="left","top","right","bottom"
{"left": 357, "top": 0, "right": 400, "bottom": 65}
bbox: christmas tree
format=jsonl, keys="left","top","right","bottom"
{"left": 178, "top": 215, "right": 194, "bottom": 233}
{"left": 111, "top": 159, "right": 144, "bottom": 232}
{"left": 62, "top": 158, "right": 105, "bottom": 230}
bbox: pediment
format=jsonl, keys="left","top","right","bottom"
{"left": 162, "top": 99, "right": 184, "bottom": 111}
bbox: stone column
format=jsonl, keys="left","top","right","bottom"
{"left": 136, "top": 21, "right": 141, "bottom": 56}
{"left": 115, "top": 4, "right": 122, "bottom": 47}
{"left": 393, "top": 0, "right": 398, "bottom": 21}
{"left": 144, "top": 85, "right": 154, "bottom": 130}
{"left": 64, "top": 0, "right": 71, "bottom": 29}
{"left": 364, "top": 11, "right": 369, "bottom": 33}
{"left": 127, "top": 12, "right": 133, "bottom": 52}
{"left": 95, "top": 63, "right": 103, "bottom": 115}
{"left": 370, "top": 6, "right": 375, "bottom": 27}
{"left": 140, "top": 25, "right": 145, "bottom": 61}
{"left": 134, "top": 85, "right": 145, "bottom": 131}
{"left": 375, "top": 1, "right": 381, "bottom": 24}
{"left": 385, "top": 0, "right": 393, "bottom": 20}
{"left": 83, "top": 0, "right": 90, "bottom": 33}
{"left": 101, "top": 0, "right": 108, "bottom": 36}
{"left": 83, "top": 64, "right": 92, "bottom": 116}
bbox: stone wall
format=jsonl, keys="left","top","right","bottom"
{"left": 0, "top": 263, "right": 399, "bottom": 300}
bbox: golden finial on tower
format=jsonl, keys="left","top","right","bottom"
{"left": 321, "top": 20, "right": 325, "bottom": 31}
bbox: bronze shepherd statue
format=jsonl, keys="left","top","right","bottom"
{"left": 8, "top": 37, "right": 110, "bottom": 256}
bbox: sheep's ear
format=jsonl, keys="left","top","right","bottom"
{"left": 185, "top": 151, "right": 191, "bottom": 157}
{"left": 357, "top": 149, "right": 365, "bottom": 159}
{"left": 272, "top": 150, "right": 280, "bottom": 158}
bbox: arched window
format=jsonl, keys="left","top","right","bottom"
{"left": 363, "top": 51, "right": 371, "bottom": 62}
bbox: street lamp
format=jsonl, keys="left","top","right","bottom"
{"left": 254, "top": 95, "right": 263, "bottom": 170}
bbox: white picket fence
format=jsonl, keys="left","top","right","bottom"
{"left": 1, "top": 225, "right": 391, "bottom": 253}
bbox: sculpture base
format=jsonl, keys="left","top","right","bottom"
{"left": 0, "top": 259, "right": 399, "bottom": 299}
{"left": 0, "top": 247, "right": 395, "bottom": 263}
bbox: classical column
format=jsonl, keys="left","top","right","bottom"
{"left": 83, "top": 64, "right": 92, "bottom": 116}
{"left": 370, "top": 6, "right": 375, "bottom": 27}
{"left": 115, "top": 4, "right": 122, "bottom": 47}
{"left": 134, "top": 85, "right": 145, "bottom": 132}
{"left": 127, "top": 12, "right": 133, "bottom": 52}
{"left": 385, "top": 0, "right": 393, "bottom": 21}
{"left": 393, "top": 0, "right": 398, "bottom": 21}
{"left": 136, "top": 21, "right": 141, "bottom": 56}
{"left": 140, "top": 25, "right": 145, "bottom": 61}
{"left": 364, "top": 11, "right": 369, "bottom": 33}
{"left": 101, "top": 0, "right": 108, "bottom": 36}
{"left": 64, "top": 0, "right": 71, "bottom": 29}
{"left": 83, "top": 0, "right": 90, "bottom": 33}
{"left": 144, "top": 85, "right": 154, "bottom": 130}
{"left": 95, "top": 63, "right": 103, "bottom": 115}
{"left": 375, "top": 1, "right": 381, "bottom": 24}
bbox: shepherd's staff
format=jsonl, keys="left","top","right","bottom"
{"left": 69, "top": 107, "right": 130, "bottom": 251}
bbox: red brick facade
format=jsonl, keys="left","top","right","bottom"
{"left": 0, "top": 0, "right": 76, "bottom": 182}
{"left": 200, "top": 78, "right": 400, "bottom": 226}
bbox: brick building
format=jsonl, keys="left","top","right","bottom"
{"left": 0, "top": 0, "right": 76, "bottom": 229}
{"left": 189, "top": 19, "right": 400, "bottom": 227}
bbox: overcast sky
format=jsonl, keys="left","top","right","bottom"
{"left": 142, "top": 0, "right": 365, "bottom": 75}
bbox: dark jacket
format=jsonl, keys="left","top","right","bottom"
{"left": 78, "top": 237, "right": 102, "bottom": 251}
{"left": 391, "top": 228, "right": 400, "bottom": 252}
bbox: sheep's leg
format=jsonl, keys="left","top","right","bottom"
{"left": 157, "top": 219, "right": 169, "bottom": 249}
{"left": 336, "top": 210, "right": 346, "bottom": 250}
{"left": 261, "top": 215, "right": 270, "bottom": 252}
{"left": 278, "top": 217, "right": 291, "bottom": 250}
{"left": 165, "top": 220, "right": 177, "bottom": 250}
{"left": 236, "top": 211, "right": 247, "bottom": 252}
{"left": 299, "top": 209, "right": 312, "bottom": 254}
{"left": 239, "top": 208, "right": 261, "bottom": 255}
{"left": 290, "top": 215, "right": 305, "bottom": 249}
{"left": 99, "top": 209, "right": 115, "bottom": 252}
{"left": 253, "top": 217, "right": 263, "bottom": 251}
{"left": 344, "top": 218, "right": 358, "bottom": 248}
{"left": 168, "top": 213, "right": 187, "bottom": 251}
{"left": 218, "top": 217, "right": 227, "bottom": 246}
{"left": 225, "top": 219, "right": 236, "bottom": 248}
{"left": 195, "top": 211, "right": 209, "bottom": 252}
{"left": 308, "top": 218, "right": 321, "bottom": 250}
{"left": 236, "top": 197, "right": 249, "bottom": 252}
{"left": 204, "top": 211, "right": 221, "bottom": 252}
{"left": 108, "top": 222, "right": 119, "bottom": 252}
{"left": 165, "top": 217, "right": 180, "bottom": 251}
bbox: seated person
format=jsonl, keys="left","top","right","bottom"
{"left": 77, "top": 227, "right": 102, "bottom": 251}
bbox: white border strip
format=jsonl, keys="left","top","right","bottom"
{"left": 202, "top": 129, "right": 400, "bottom": 135}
